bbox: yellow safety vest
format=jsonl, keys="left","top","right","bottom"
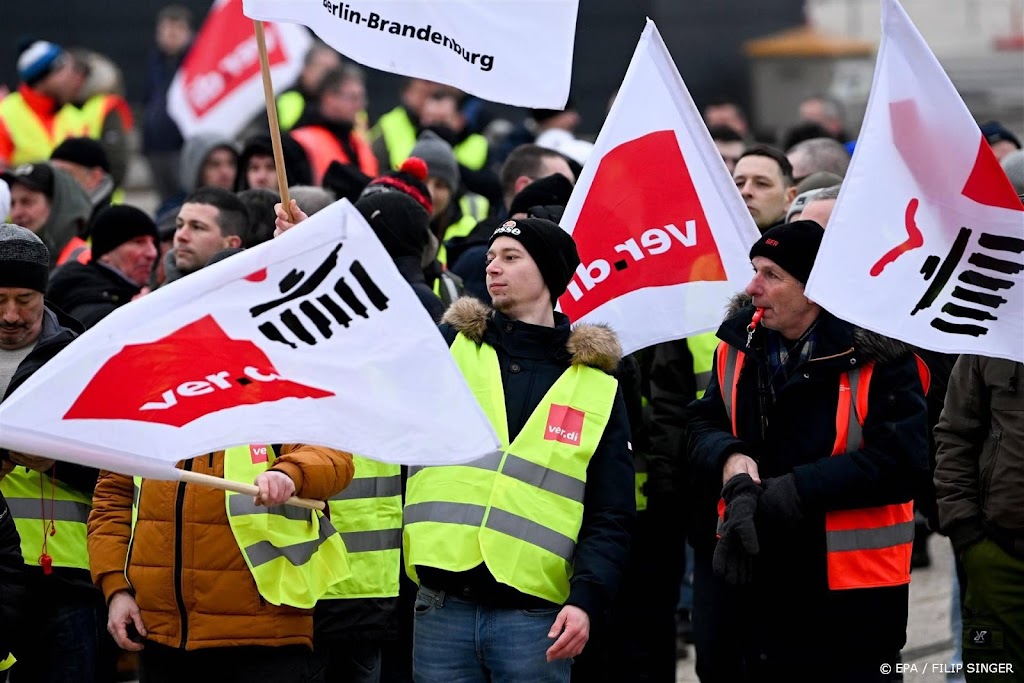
{"left": 372, "top": 106, "right": 489, "bottom": 171}
{"left": 436, "top": 193, "right": 488, "bottom": 267}
{"left": 404, "top": 333, "right": 617, "bottom": 604}
{"left": 0, "top": 93, "right": 84, "bottom": 165}
{"left": 0, "top": 653, "right": 15, "bottom": 671}
{"left": 321, "top": 455, "right": 402, "bottom": 600}
{"left": 129, "top": 446, "right": 351, "bottom": 608}
{"left": 276, "top": 91, "right": 305, "bottom": 132}
{"left": 634, "top": 451, "right": 648, "bottom": 512}
{"left": 687, "top": 332, "right": 720, "bottom": 399}
{"left": 1, "top": 468, "right": 91, "bottom": 570}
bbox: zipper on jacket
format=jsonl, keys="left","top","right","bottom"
{"left": 174, "top": 460, "right": 192, "bottom": 649}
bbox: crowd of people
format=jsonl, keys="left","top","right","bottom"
{"left": 0, "top": 3, "right": 1022, "bottom": 683}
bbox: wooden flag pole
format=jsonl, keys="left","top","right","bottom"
{"left": 253, "top": 20, "right": 294, "bottom": 221}
{"left": 178, "top": 469, "right": 326, "bottom": 511}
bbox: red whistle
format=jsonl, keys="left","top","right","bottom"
{"left": 751, "top": 308, "right": 764, "bottom": 327}
{"left": 40, "top": 553, "right": 53, "bottom": 575}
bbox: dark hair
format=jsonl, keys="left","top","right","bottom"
{"left": 183, "top": 187, "right": 249, "bottom": 239}
{"left": 499, "top": 144, "right": 568, "bottom": 199}
{"left": 316, "top": 65, "right": 365, "bottom": 101}
{"left": 780, "top": 121, "right": 835, "bottom": 151}
{"left": 738, "top": 144, "right": 794, "bottom": 186}
{"left": 705, "top": 97, "right": 746, "bottom": 116}
{"left": 236, "top": 188, "right": 280, "bottom": 248}
{"left": 708, "top": 124, "right": 744, "bottom": 143}
{"left": 157, "top": 4, "right": 193, "bottom": 27}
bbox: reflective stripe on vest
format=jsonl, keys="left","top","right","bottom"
{"left": 57, "top": 236, "right": 91, "bottom": 266}
{"left": 129, "top": 447, "right": 351, "bottom": 608}
{"left": 321, "top": 455, "right": 402, "bottom": 600}
{"left": 289, "top": 125, "right": 379, "bottom": 184}
{"left": 687, "top": 332, "right": 719, "bottom": 399}
{"left": 714, "top": 341, "right": 916, "bottom": 591}
{"left": 404, "top": 333, "right": 618, "bottom": 604}
{"left": 0, "top": 469, "right": 91, "bottom": 570}
{"left": 373, "top": 107, "right": 419, "bottom": 170}
{"left": 276, "top": 91, "right": 305, "bottom": 131}
{"left": 0, "top": 94, "right": 85, "bottom": 165}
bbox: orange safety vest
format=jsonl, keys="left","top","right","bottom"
{"left": 56, "top": 236, "right": 91, "bottom": 266}
{"left": 715, "top": 340, "right": 930, "bottom": 591}
{"left": 289, "top": 125, "right": 379, "bottom": 185}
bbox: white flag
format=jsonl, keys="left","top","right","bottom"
{"left": 806, "top": 0, "right": 1024, "bottom": 362}
{"left": 556, "top": 19, "right": 761, "bottom": 355}
{"left": 0, "top": 201, "right": 499, "bottom": 479}
{"left": 242, "top": 0, "right": 579, "bottom": 109}
{"left": 168, "top": 0, "right": 312, "bottom": 138}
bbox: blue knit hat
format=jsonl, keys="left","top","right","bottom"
{"left": 17, "top": 41, "right": 65, "bottom": 86}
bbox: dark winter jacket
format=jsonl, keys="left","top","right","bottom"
{"left": 1, "top": 305, "right": 99, "bottom": 599}
{"left": 418, "top": 297, "right": 635, "bottom": 619}
{"left": 142, "top": 48, "right": 187, "bottom": 154}
{"left": 685, "top": 295, "right": 929, "bottom": 660}
{"left": 934, "top": 356, "right": 1024, "bottom": 556}
{"left": 47, "top": 261, "right": 142, "bottom": 329}
{"left": 394, "top": 256, "right": 445, "bottom": 322}
{"left": 0, "top": 492, "right": 25, "bottom": 662}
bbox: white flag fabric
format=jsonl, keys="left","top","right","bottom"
{"left": 0, "top": 201, "right": 499, "bottom": 479}
{"left": 806, "top": 0, "right": 1024, "bottom": 362}
{"left": 556, "top": 20, "right": 761, "bottom": 355}
{"left": 168, "top": 0, "right": 311, "bottom": 138}
{"left": 242, "top": 0, "right": 579, "bottom": 109}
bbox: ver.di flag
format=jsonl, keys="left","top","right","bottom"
{"left": 557, "top": 19, "right": 761, "bottom": 355}
{"left": 0, "top": 200, "right": 499, "bottom": 480}
{"left": 806, "top": 0, "right": 1024, "bottom": 362}
{"left": 242, "top": 0, "right": 579, "bottom": 109}
{"left": 168, "top": 0, "right": 312, "bottom": 138}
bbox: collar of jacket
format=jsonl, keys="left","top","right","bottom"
{"left": 718, "top": 292, "right": 913, "bottom": 369}
{"left": 441, "top": 296, "right": 621, "bottom": 373}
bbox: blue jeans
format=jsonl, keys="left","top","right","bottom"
{"left": 412, "top": 585, "right": 570, "bottom": 683}
{"left": 9, "top": 598, "right": 100, "bottom": 683}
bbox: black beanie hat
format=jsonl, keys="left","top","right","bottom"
{"left": 0, "top": 223, "right": 50, "bottom": 292}
{"left": 508, "top": 173, "right": 574, "bottom": 218}
{"left": 488, "top": 217, "right": 580, "bottom": 304}
{"left": 748, "top": 219, "right": 824, "bottom": 284}
{"left": 90, "top": 205, "right": 158, "bottom": 262}
{"left": 51, "top": 137, "right": 111, "bottom": 173}
{"left": 355, "top": 192, "right": 431, "bottom": 260}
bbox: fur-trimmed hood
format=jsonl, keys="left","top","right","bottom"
{"left": 441, "top": 297, "right": 622, "bottom": 373}
{"left": 724, "top": 292, "right": 913, "bottom": 364}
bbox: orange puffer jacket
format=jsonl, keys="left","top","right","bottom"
{"left": 87, "top": 445, "right": 353, "bottom": 651}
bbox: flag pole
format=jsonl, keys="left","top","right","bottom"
{"left": 253, "top": 20, "right": 294, "bottom": 221}
{"left": 178, "top": 469, "right": 326, "bottom": 511}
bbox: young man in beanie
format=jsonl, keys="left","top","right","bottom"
{"left": 684, "top": 220, "right": 929, "bottom": 681}
{"left": 0, "top": 224, "right": 112, "bottom": 682}
{"left": 47, "top": 205, "right": 158, "bottom": 328}
{"left": 3, "top": 162, "right": 92, "bottom": 268}
{"left": 404, "top": 218, "right": 635, "bottom": 682}
{"left": 0, "top": 41, "right": 85, "bottom": 167}
{"left": 50, "top": 136, "right": 116, "bottom": 224}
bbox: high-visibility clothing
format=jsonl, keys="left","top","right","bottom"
{"left": 321, "top": 455, "right": 402, "bottom": 600}
{"left": 687, "top": 332, "right": 719, "bottom": 400}
{"left": 715, "top": 341, "right": 928, "bottom": 590}
{"left": 1, "top": 469, "right": 90, "bottom": 571}
{"left": 404, "top": 333, "right": 617, "bottom": 604}
{"left": 79, "top": 93, "right": 134, "bottom": 139}
{"left": 57, "top": 236, "right": 91, "bottom": 266}
{"left": 130, "top": 446, "right": 351, "bottom": 608}
{"left": 290, "top": 125, "right": 378, "bottom": 184}
{"left": 372, "top": 107, "right": 489, "bottom": 171}
{"left": 276, "top": 91, "right": 305, "bottom": 132}
{"left": 436, "top": 193, "right": 489, "bottom": 267}
{"left": 0, "top": 92, "right": 84, "bottom": 165}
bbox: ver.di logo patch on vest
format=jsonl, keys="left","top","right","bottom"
{"left": 250, "top": 444, "right": 270, "bottom": 464}
{"left": 545, "top": 404, "right": 585, "bottom": 446}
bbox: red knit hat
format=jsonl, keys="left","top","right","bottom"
{"left": 359, "top": 157, "right": 433, "bottom": 216}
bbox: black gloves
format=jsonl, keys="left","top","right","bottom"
{"left": 713, "top": 473, "right": 762, "bottom": 585}
{"left": 757, "top": 474, "right": 803, "bottom": 531}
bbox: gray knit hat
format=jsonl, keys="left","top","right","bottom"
{"left": 0, "top": 224, "right": 50, "bottom": 292}
{"left": 409, "top": 131, "right": 460, "bottom": 191}
{"left": 1001, "top": 149, "right": 1024, "bottom": 194}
